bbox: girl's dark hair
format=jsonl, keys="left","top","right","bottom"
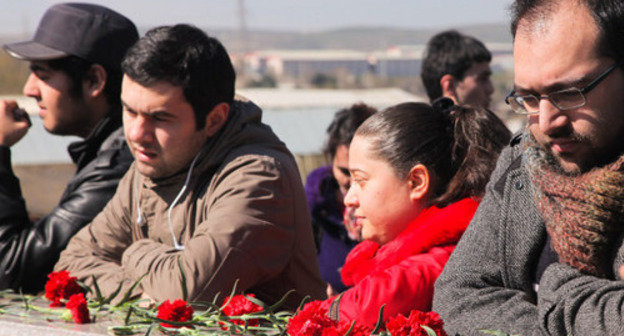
{"left": 355, "top": 99, "right": 511, "bottom": 207}
{"left": 323, "top": 103, "right": 377, "bottom": 161}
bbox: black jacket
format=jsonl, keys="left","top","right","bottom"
{"left": 0, "top": 115, "right": 133, "bottom": 292}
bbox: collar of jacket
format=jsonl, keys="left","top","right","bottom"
{"left": 307, "top": 165, "right": 345, "bottom": 227}
{"left": 340, "top": 197, "right": 480, "bottom": 286}
{"left": 67, "top": 111, "right": 122, "bottom": 171}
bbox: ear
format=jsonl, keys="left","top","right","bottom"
{"left": 408, "top": 164, "right": 430, "bottom": 202}
{"left": 440, "top": 74, "right": 458, "bottom": 104}
{"left": 203, "top": 102, "right": 230, "bottom": 136}
{"left": 83, "top": 64, "right": 107, "bottom": 99}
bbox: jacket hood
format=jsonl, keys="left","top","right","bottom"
{"left": 341, "top": 197, "right": 479, "bottom": 286}
{"left": 143, "top": 96, "right": 285, "bottom": 188}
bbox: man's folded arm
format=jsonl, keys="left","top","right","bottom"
{"left": 120, "top": 156, "right": 296, "bottom": 302}
{"left": 54, "top": 169, "right": 136, "bottom": 299}
{"left": 538, "top": 263, "right": 624, "bottom": 336}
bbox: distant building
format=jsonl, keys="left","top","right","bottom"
{"left": 248, "top": 48, "right": 422, "bottom": 79}
{"left": 242, "top": 43, "right": 512, "bottom": 80}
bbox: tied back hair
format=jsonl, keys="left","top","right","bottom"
{"left": 440, "top": 99, "right": 511, "bottom": 206}
{"left": 355, "top": 98, "right": 511, "bottom": 207}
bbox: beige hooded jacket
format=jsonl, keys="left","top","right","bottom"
{"left": 55, "top": 98, "right": 325, "bottom": 309}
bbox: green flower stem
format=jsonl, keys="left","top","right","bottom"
{"left": 28, "top": 305, "right": 64, "bottom": 315}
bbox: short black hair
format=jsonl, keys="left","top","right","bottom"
{"left": 421, "top": 30, "right": 492, "bottom": 102}
{"left": 511, "top": 0, "right": 624, "bottom": 63}
{"left": 121, "top": 24, "right": 235, "bottom": 129}
{"left": 323, "top": 103, "right": 377, "bottom": 161}
{"left": 47, "top": 55, "right": 124, "bottom": 113}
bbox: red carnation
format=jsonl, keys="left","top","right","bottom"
{"left": 44, "top": 270, "right": 83, "bottom": 307}
{"left": 287, "top": 300, "right": 370, "bottom": 336}
{"left": 287, "top": 301, "right": 334, "bottom": 336}
{"left": 66, "top": 293, "right": 91, "bottom": 324}
{"left": 222, "top": 294, "right": 264, "bottom": 327}
{"left": 321, "top": 321, "right": 371, "bottom": 336}
{"left": 156, "top": 299, "right": 194, "bottom": 328}
{"left": 385, "top": 310, "right": 447, "bottom": 336}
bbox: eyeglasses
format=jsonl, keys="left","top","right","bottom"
{"left": 505, "top": 63, "right": 620, "bottom": 115}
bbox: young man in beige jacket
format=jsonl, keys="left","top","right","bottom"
{"left": 55, "top": 24, "right": 325, "bottom": 309}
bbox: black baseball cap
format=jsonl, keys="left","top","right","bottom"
{"left": 3, "top": 3, "right": 138, "bottom": 69}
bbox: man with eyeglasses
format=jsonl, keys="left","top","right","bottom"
{"left": 433, "top": 0, "right": 624, "bottom": 335}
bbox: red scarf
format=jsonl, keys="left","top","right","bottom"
{"left": 340, "top": 198, "right": 479, "bottom": 286}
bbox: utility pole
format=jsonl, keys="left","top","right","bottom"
{"left": 237, "top": 0, "right": 248, "bottom": 79}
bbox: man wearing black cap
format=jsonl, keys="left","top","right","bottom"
{"left": 0, "top": 3, "right": 138, "bottom": 292}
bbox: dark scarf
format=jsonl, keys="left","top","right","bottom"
{"left": 525, "top": 133, "right": 624, "bottom": 277}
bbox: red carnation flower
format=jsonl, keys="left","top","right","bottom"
{"left": 321, "top": 321, "right": 371, "bottom": 336}
{"left": 221, "top": 294, "right": 264, "bottom": 327}
{"left": 44, "top": 270, "right": 83, "bottom": 307}
{"left": 287, "top": 300, "right": 370, "bottom": 336}
{"left": 66, "top": 293, "right": 91, "bottom": 324}
{"left": 385, "top": 310, "right": 447, "bottom": 336}
{"left": 156, "top": 299, "right": 194, "bottom": 328}
{"left": 287, "top": 301, "right": 334, "bottom": 336}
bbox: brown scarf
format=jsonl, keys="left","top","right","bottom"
{"left": 525, "top": 134, "right": 624, "bottom": 277}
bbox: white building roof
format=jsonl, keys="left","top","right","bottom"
{"left": 237, "top": 87, "right": 424, "bottom": 109}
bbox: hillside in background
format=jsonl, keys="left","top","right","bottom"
{"left": 201, "top": 23, "right": 511, "bottom": 52}
{"left": 0, "top": 23, "right": 511, "bottom": 51}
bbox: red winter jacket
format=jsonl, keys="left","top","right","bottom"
{"left": 328, "top": 198, "right": 479, "bottom": 327}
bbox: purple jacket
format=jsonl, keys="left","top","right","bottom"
{"left": 305, "top": 165, "right": 358, "bottom": 292}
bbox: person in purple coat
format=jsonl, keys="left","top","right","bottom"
{"left": 305, "top": 103, "right": 376, "bottom": 295}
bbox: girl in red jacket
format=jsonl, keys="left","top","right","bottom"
{"left": 327, "top": 98, "right": 510, "bottom": 327}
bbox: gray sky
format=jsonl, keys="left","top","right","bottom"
{"left": 2, "top": 0, "right": 513, "bottom": 35}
